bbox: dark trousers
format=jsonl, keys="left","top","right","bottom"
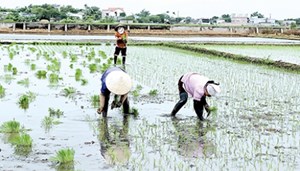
{"left": 102, "top": 90, "right": 130, "bottom": 116}
{"left": 171, "top": 76, "right": 205, "bottom": 120}
{"left": 114, "top": 47, "right": 127, "bottom": 65}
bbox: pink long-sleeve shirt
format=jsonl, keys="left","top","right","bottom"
{"left": 181, "top": 72, "right": 209, "bottom": 101}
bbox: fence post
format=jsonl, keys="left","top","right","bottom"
{"left": 64, "top": 24, "right": 68, "bottom": 32}
{"left": 13, "top": 23, "right": 16, "bottom": 31}
{"left": 48, "top": 23, "right": 51, "bottom": 32}
{"left": 23, "top": 22, "right": 26, "bottom": 30}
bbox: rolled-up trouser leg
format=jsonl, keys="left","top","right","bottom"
{"left": 171, "top": 92, "right": 188, "bottom": 116}
{"left": 193, "top": 100, "right": 205, "bottom": 120}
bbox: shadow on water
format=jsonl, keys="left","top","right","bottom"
{"left": 97, "top": 115, "right": 130, "bottom": 165}
{"left": 171, "top": 117, "right": 217, "bottom": 159}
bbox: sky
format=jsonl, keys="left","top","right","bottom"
{"left": 0, "top": 0, "right": 299, "bottom": 20}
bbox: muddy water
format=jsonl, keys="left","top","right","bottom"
{"left": 0, "top": 44, "right": 300, "bottom": 170}
{"left": 1, "top": 33, "right": 300, "bottom": 44}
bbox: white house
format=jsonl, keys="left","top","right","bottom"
{"left": 249, "top": 16, "right": 276, "bottom": 26}
{"left": 282, "top": 20, "right": 296, "bottom": 26}
{"left": 67, "top": 12, "right": 84, "bottom": 20}
{"left": 231, "top": 13, "right": 248, "bottom": 25}
{"left": 102, "top": 7, "right": 125, "bottom": 17}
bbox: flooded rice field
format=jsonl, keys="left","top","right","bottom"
{"left": 0, "top": 43, "right": 300, "bottom": 171}
{"left": 193, "top": 44, "right": 300, "bottom": 65}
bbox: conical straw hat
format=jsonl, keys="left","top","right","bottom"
{"left": 106, "top": 71, "right": 132, "bottom": 95}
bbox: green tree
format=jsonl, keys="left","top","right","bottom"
{"left": 221, "top": 14, "right": 231, "bottom": 23}
{"left": 251, "top": 11, "right": 264, "bottom": 18}
{"left": 136, "top": 9, "right": 151, "bottom": 18}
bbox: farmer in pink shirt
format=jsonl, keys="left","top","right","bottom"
{"left": 171, "top": 72, "right": 221, "bottom": 120}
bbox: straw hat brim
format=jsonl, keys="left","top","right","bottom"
{"left": 114, "top": 24, "right": 125, "bottom": 31}
{"left": 106, "top": 71, "right": 132, "bottom": 95}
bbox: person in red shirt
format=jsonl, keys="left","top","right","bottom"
{"left": 114, "top": 24, "right": 128, "bottom": 66}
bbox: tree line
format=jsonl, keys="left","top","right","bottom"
{"left": 0, "top": 4, "right": 299, "bottom": 25}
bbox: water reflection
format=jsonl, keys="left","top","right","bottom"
{"left": 171, "top": 118, "right": 216, "bottom": 158}
{"left": 98, "top": 116, "right": 130, "bottom": 165}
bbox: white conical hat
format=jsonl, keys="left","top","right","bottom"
{"left": 206, "top": 84, "right": 221, "bottom": 96}
{"left": 106, "top": 71, "right": 132, "bottom": 95}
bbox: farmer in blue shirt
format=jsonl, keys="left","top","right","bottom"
{"left": 97, "top": 67, "right": 132, "bottom": 117}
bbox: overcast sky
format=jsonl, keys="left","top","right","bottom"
{"left": 0, "top": 0, "right": 298, "bottom": 20}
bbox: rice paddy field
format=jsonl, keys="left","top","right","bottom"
{"left": 0, "top": 42, "right": 300, "bottom": 171}
{"left": 192, "top": 44, "right": 300, "bottom": 65}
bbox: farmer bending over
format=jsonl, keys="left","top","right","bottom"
{"left": 114, "top": 24, "right": 128, "bottom": 66}
{"left": 171, "top": 72, "right": 221, "bottom": 120}
{"left": 97, "top": 67, "right": 132, "bottom": 117}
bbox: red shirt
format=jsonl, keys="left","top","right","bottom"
{"left": 115, "top": 32, "right": 128, "bottom": 48}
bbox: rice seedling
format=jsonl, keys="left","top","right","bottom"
{"left": 62, "top": 87, "right": 76, "bottom": 97}
{"left": 9, "top": 52, "right": 14, "bottom": 60}
{"left": 11, "top": 133, "right": 33, "bottom": 147}
{"left": 18, "top": 95, "right": 29, "bottom": 110}
{"left": 69, "top": 63, "right": 74, "bottom": 69}
{"left": 4, "top": 63, "right": 13, "bottom": 72}
{"left": 17, "top": 78, "right": 30, "bottom": 87}
{"left": 99, "top": 50, "right": 107, "bottom": 59}
{"left": 48, "top": 108, "right": 64, "bottom": 118}
{"left": 30, "top": 64, "right": 36, "bottom": 70}
{"left": 70, "top": 54, "right": 78, "bottom": 62}
{"left": 149, "top": 89, "right": 158, "bottom": 96}
{"left": 75, "top": 69, "right": 82, "bottom": 81}
{"left": 88, "top": 64, "right": 98, "bottom": 73}
{"left": 62, "top": 51, "right": 68, "bottom": 58}
{"left": 81, "top": 79, "right": 88, "bottom": 86}
{"left": 41, "top": 116, "right": 61, "bottom": 132}
{"left": 1, "top": 74, "right": 15, "bottom": 83}
{"left": 28, "top": 47, "right": 37, "bottom": 53}
{"left": 105, "top": 42, "right": 111, "bottom": 46}
{"left": 36, "top": 70, "right": 47, "bottom": 79}
{"left": 50, "top": 148, "right": 75, "bottom": 168}
{"left": 95, "top": 58, "right": 101, "bottom": 63}
{"left": 0, "top": 120, "right": 22, "bottom": 133}
{"left": 90, "top": 95, "right": 100, "bottom": 108}
{"left": 18, "top": 92, "right": 36, "bottom": 110}
{"left": 49, "top": 73, "right": 60, "bottom": 84}
{"left": 12, "top": 67, "right": 18, "bottom": 75}
{"left": 0, "top": 84, "right": 5, "bottom": 98}
{"left": 131, "top": 107, "right": 139, "bottom": 118}
{"left": 47, "top": 59, "right": 61, "bottom": 72}
{"left": 101, "top": 63, "right": 111, "bottom": 73}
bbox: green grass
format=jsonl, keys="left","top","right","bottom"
{"left": 50, "top": 148, "right": 75, "bottom": 165}
{"left": 0, "top": 120, "right": 22, "bottom": 133}
{"left": 0, "top": 84, "right": 5, "bottom": 98}
{"left": 30, "top": 64, "right": 36, "bottom": 70}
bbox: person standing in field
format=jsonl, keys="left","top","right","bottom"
{"left": 113, "top": 24, "right": 128, "bottom": 66}
{"left": 171, "top": 72, "right": 221, "bottom": 120}
{"left": 97, "top": 67, "right": 132, "bottom": 117}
